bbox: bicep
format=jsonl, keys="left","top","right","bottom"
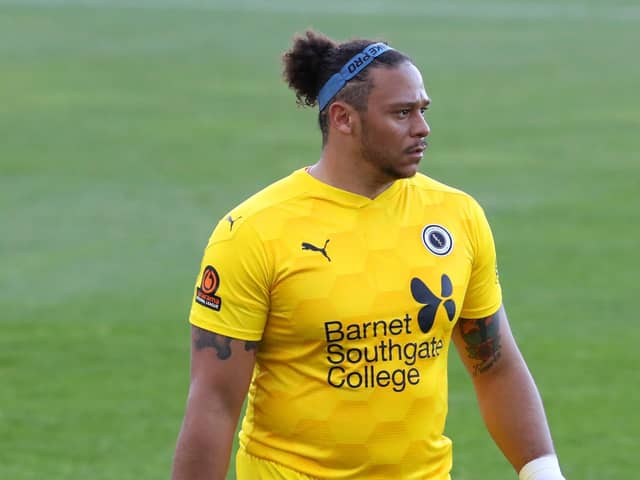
{"left": 188, "top": 325, "right": 258, "bottom": 415}
{"left": 452, "top": 304, "right": 521, "bottom": 378}
{"left": 172, "top": 326, "right": 257, "bottom": 478}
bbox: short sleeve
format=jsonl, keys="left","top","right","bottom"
{"left": 188, "top": 216, "right": 271, "bottom": 341}
{"left": 459, "top": 199, "right": 502, "bottom": 319}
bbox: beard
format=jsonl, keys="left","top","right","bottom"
{"left": 359, "top": 122, "right": 421, "bottom": 180}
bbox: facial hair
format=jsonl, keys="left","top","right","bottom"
{"left": 359, "top": 118, "right": 419, "bottom": 180}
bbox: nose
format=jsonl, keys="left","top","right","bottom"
{"left": 412, "top": 113, "right": 430, "bottom": 138}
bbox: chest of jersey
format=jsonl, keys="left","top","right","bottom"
{"left": 262, "top": 198, "right": 474, "bottom": 353}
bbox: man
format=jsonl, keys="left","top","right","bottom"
{"left": 172, "top": 30, "right": 566, "bottom": 480}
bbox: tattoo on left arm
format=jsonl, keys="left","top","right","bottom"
{"left": 458, "top": 314, "right": 502, "bottom": 376}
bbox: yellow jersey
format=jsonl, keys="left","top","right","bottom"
{"left": 189, "top": 168, "right": 502, "bottom": 479}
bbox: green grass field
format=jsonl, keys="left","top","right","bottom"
{"left": 1, "top": 1, "right": 638, "bottom": 478}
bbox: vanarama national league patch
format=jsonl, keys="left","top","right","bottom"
{"left": 195, "top": 265, "right": 222, "bottom": 311}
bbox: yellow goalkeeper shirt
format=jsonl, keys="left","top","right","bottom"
{"left": 189, "top": 168, "right": 502, "bottom": 479}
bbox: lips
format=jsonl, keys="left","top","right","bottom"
{"left": 405, "top": 141, "right": 427, "bottom": 155}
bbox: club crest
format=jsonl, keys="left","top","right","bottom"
{"left": 421, "top": 224, "right": 453, "bottom": 256}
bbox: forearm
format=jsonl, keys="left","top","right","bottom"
{"left": 472, "top": 357, "right": 555, "bottom": 473}
{"left": 172, "top": 390, "right": 239, "bottom": 480}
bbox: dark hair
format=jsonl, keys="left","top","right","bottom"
{"left": 282, "top": 30, "right": 411, "bottom": 144}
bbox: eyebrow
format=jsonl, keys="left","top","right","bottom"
{"left": 387, "top": 98, "right": 431, "bottom": 109}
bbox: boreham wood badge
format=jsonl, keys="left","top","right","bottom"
{"left": 421, "top": 224, "right": 453, "bottom": 256}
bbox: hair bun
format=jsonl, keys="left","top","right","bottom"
{"left": 282, "top": 30, "right": 337, "bottom": 107}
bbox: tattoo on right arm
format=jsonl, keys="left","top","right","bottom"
{"left": 192, "top": 327, "right": 260, "bottom": 360}
{"left": 193, "top": 327, "right": 232, "bottom": 360}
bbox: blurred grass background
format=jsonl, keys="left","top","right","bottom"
{"left": 1, "top": 1, "right": 638, "bottom": 478}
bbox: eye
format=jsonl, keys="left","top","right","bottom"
{"left": 420, "top": 107, "right": 429, "bottom": 116}
{"left": 398, "top": 109, "right": 410, "bottom": 118}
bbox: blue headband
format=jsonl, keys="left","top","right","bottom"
{"left": 317, "top": 42, "right": 393, "bottom": 111}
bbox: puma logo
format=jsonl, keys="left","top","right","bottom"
{"left": 301, "top": 239, "right": 331, "bottom": 262}
{"left": 226, "top": 215, "right": 242, "bottom": 231}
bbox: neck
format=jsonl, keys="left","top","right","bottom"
{"left": 309, "top": 145, "right": 395, "bottom": 199}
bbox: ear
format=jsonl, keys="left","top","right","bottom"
{"left": 327, "top": 101, "right": 357, "bottom": 136}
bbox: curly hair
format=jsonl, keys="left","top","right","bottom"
{"left": 282, "top": 30, "right": 411, "bottom": 144}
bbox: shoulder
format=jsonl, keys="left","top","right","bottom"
{"left": 207, "top": 169, "right": 310, "bottom": 245}
{"left": 406, "top": 174, "right": 496, "bottom": 257}
{"left": 234, "top": 170, "right": 307, "bottom": 215}
{"left": 405, "top": 172, "right": 484, "bottom": 213}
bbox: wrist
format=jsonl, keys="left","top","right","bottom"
{"left": 518, "top": 454, "right": 565, "bottom": 480}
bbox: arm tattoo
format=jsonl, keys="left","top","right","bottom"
{"left": 192, "top": 326, "right": 259, "bottom": 360}
{"left": 193, "top": 327, "right": 232, "bottom": 360}
{"left": 459, "top": 314, "right": 502, "bottom": 376}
